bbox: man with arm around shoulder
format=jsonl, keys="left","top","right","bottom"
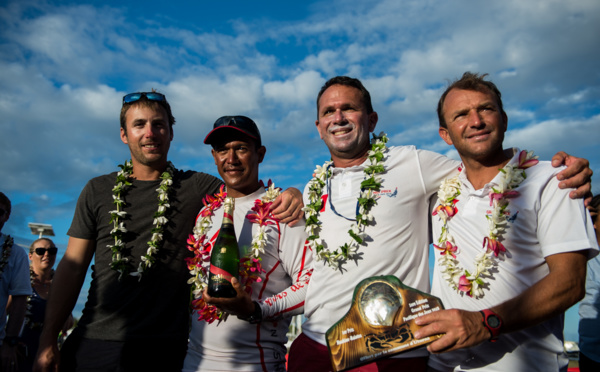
{"left": 414, "top": 72, "right": 598, "bottom": 372}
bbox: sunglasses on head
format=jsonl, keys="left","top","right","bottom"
{"left": 213, "top": 116, "right": 255, "bottom": 128}
{"left": 34, "top": 247, "right": 58, "bottom": 256}
{"left": 122, "top": 92, "right": 166, "bottom": 104}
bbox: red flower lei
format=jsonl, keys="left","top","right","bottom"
{"left": 186, "top": 181, "right": 281, "bottom": 323}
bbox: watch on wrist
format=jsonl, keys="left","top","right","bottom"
{"left": 246, "top": 301, "right": 263, "bottom": 324}
{"left": 480, "top": 309, "right": 502, "bottom": 342}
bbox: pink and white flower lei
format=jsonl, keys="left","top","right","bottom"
{"left": 186, "top": 181, "right": 281, "bottom": 323}
{"left": 432, "top": 150, "right": 538, "bottom": 299}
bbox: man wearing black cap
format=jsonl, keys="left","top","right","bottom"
{"left": 182, "top": 116, "right": 313, "bottom": 372}
{"left": 34, "top": 95, "right": 304, "bottom": 372}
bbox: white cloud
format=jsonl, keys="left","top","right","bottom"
{"left": 263, "top": 70, "right": 323, "bottom": 106}
{"left": 505, "top": 115, "right": 600, "bottom": 159}
{"left": 1, "top": 0, "right": 598, "bottom": 241}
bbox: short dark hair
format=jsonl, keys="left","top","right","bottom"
{"left": 316, "top": 76, "right": 374, "bottom": 117}
{"left": 0, "top": 191, "right": 11, "bottom": 217}
{"left": 119, "top": 91, "right": 176, "bottom": 133}
{"left": 437, "top": 72, "right": 505, "bottom": 128}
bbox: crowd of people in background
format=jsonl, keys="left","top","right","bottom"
{"left": 16, "top": 238, "right": 74, "bottom": 372}
{"left": 1, "top": 192, "right": 74, "bottom": 372}
{"left": 0, "top": 72, "right": 598, "bottom": 372}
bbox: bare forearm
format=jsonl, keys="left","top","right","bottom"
{"left": 5, "top": 296, "right": 27, "bottom": 337}
{"left": 39, "top": 258, "right": 88, "bottom": 344}
{"left": 415, "top": 251, "right": 589, "bottom": 353}
{"left": 493, "top": 252, "right": 587, "bottom": 333}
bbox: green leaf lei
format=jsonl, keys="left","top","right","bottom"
{"left": 303, "top": 132, "right": 389, "bottom": 270}
{"left": 108, "top": 160, "right": 175, "bottom": 280}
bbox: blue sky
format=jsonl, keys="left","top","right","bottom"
{"left": 1, "top": 0, "right": 599, "bottom": 342}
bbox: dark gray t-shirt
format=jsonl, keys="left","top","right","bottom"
{"left": 68, "top": 169, "right": 222, "bottom": 342}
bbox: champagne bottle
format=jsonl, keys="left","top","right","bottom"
{"left": 207, "top": 196, "right": 239, "bottom": 298}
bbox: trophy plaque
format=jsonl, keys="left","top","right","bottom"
{"left": 325, "top": 275, "right": 444, "bottom": 371}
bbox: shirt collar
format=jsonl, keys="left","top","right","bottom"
{"left": 458, "top": 148, "right": 520, "bottom": 192}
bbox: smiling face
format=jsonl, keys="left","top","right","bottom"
{"left": 211, "top": 131, "right": 266, "bottom": 198}
{"left": 120, "top": 105, "right": 173, "bottom": 178}
{"left": 439, "top": 88, "right": 508, "bottom": 165}
{"left": 316, "top": 84, "right": 378, "bottom": 167}
{"left": 29, "top": 238, "right": 57, "bottom": 272}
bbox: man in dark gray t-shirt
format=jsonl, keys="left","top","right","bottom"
{"left": 34, "top": 92, "right": 303, "bottom": 372}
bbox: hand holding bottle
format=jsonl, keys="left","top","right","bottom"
{"left": 204, "top": 278, "right": 255, "bottom": 318}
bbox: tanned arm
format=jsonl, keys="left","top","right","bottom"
{"left": 414, "top": 251, "right": 588, "bottom": 353}
{"left": 33, "top": 237, "right": 95, "bottom": 372}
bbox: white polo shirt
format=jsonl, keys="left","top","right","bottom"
{"left": 429, "top": 148, "right": 598, "bottom": 372}
{"left": 301, "top": 145, "right": 458, "bottom": 359}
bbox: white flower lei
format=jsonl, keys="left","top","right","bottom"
{"left": 432, "top": 150, "right": 538, "bottom": 298}
{"left": 0, "top": 235, "right": 14, "bottom": 281}
{"left": 186, "top": 181, "right": 281, "bottom": 323}
{"left": 108, "top": 160, "right": 175, "bottom": 280}
{"left": 303, "top": 132, "right": 388, "bottom": 269}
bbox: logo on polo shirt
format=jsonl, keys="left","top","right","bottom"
{"left": 373, "top": 188, "right": 398, "bottom": 199}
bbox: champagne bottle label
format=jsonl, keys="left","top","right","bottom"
{"left": 209, "top": 265, "right": 235, "bottom": 282}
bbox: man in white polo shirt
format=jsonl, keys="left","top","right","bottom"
{"left": 414, "top": 72, "right": 598, "bottom": 371}
{"left": 287, "top": 75, "right": 593, "bottom": 372}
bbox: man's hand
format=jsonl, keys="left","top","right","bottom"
{"left": 33, "top": 344, "right": 60, "bottom": 372}
{"left": 413, "top": 309, "right": 489, "bottom": 353}
{"left": 271, "top": 187, "right": 304, "bottom": 226}
{"left": 203, "top": 278, "right": 255, "bottom": 318}
{"left": 551, "top": 151, "right": 593, "bottom": 203}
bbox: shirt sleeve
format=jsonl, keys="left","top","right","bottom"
{"left": 194, "top": 171, "right": 223, "bottom": 199}
{"left": 67, "top": 180, "right": 96, "bottom": 239}
{"left": 8, "top": 246, "right": 32, "bottom": 296}
{"left": 537, "top": 172, "right": 599, "bottom": 258}
{"left": 415, "top": 149, "right": 460, "bottom": 197}
{"left": 258, "top": 220, "right": 313, "bottom": 320}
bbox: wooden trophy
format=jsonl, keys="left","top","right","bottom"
{"left": 325, "top": 275, "right": 444, "bottom": 371}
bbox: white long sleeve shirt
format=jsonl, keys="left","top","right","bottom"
{"left": 184, "top": 187, "right": 313, "bottom": 372}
